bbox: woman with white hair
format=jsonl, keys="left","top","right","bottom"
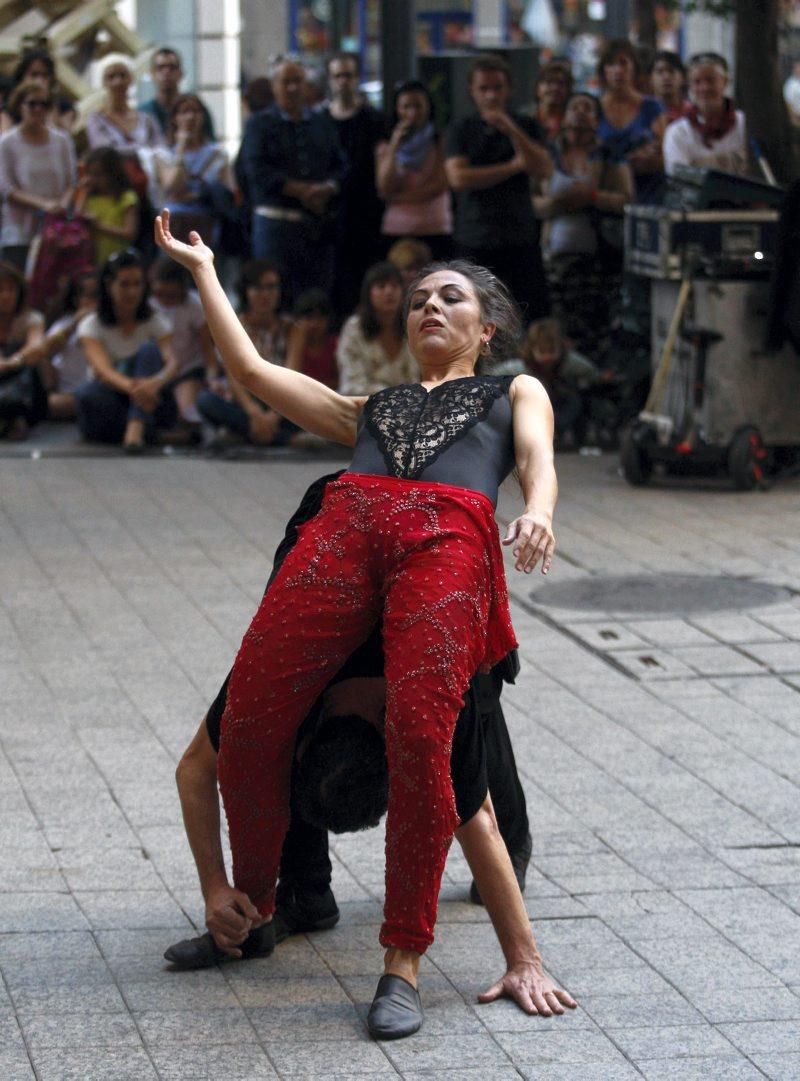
{"left": 86, "top": 54, "right": 164, "bottom": 163}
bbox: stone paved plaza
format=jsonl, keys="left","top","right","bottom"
{"left": 1, "top": 450, "right": 799, "bottom": 1080}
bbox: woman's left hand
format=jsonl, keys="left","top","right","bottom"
{"left": 479, "top": 961, "right": 577, "bottom": 1016}
{"left": 503, "top": 513, "right": 555, "bottom": 575}
{"left": 154, "top": 208, "right": 214, "bottom": 272}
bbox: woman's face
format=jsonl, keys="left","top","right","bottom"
{"left": 104, "top": 64, "right": 132, "bottom": 97}
{"left": 369, "top": 277, "right": 403, "bottom": 319}
{"left": 108, "top": 266, "right": 145, "bottom": 317}
{"left": 19, "top": 91, "right": 51, "bottom": 130}
{"left": 689, "top": 63, "right": 728, "bottom": 112}
{"left": 564, "top": 95, "right": 598, "bottom": 134}
{"left": 603, "top": 52, "right": 636, "bottom": 91}
{"left": 0, "top": 277, "right": 20, "bottom": 316}
{"left": 396, "top": 91, "right": 429, "bottom": 131}
{"left": 246, "top": 271, "right": 281, "bottom": 316}
{"left": 175, "top": 100, "right": 203, "bottom": 136}
{"left": 406, "top": 270, "right": 492, "bottom": 364}
{"left": 651, "top": 60, "right": 684, "bottom": 101}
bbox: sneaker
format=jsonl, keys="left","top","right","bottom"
{"left": 469, "top": 831, "right": 532, "bottom": 906}
{"left": 273, "top": 885, "right": 340, "bottom": 944}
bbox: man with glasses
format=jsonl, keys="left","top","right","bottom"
{"left": 322, "top": 52, "right": 387, "bottom": 317}
{"left": 140, "top": 47, "right": 215, "bottom": 140}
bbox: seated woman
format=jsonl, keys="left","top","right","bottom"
{"left": 664, "top": 53, "right": 748, "bottom": 176}
{"left": 375, "top": 81, "right": 452, "bottom": 260}
{"left": 0, "top": 260, "right": 46, "bottom": 439}
{"left": 34, "top": 270, "right": 98, "bottom": 421}
{"left": 153, "top": 93, "right": 236, "bottom": 244}
{"left": 286, "top": 289, "right": 338, "bottom": 390}
{"left": 197, "top": 259, "right": 297, "bottom": 446}
{"left": 156, "top": 209, "right": 565, "bottom": 1039}
{"left": 536, "top": 92, "right": 633, "bottom": 360}
{"left": 76, "top": 249, "right": 179, "bottom": 450}
{"left": 337, "top": 261, "right": 418, "bottom": 395}
{"left": 597, "top": 38, "right": 666, "bottom": 205}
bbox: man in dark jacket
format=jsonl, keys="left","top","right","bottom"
{"left": 239, "top": 58, "right": 347, "bottom": 303}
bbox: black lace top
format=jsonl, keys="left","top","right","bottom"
{"left": 347, "top": 375, "right": 516, "bottom": 505}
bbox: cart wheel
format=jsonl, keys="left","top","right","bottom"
{"left": 620, "top": 427, "right": 653, "bottom": 486}
{"left": 728, "top": 426, "right": 770, "bottom": 490}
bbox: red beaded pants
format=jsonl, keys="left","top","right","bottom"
{"left": 218, "top": 473, "right": 517, "bottom": 953}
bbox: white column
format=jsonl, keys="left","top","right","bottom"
{"left": 474, "top": 0, "right": 506, "bottom": 47}
{"left": 683, "top": 12, "right": 735, "bottom": 78}
{"left": 194, "top": 0, "right": 241, "bottom": 155}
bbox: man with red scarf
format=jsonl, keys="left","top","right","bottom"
{"left": 663, "top": 52, "right": 748, "bottom": 176}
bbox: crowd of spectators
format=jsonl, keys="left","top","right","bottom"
{"left": 0, "top": 37, "right": 760, "bottom": 450}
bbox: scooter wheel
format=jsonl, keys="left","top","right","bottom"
{"left": 728, "top": 426, "right": 770, "bottom": 491}
{"left": 620, "top": 427, "right": 653, "bottom": 486}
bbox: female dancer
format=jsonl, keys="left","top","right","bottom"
{"left": 155, "top": 210, "right": 567, "bottom": 1038}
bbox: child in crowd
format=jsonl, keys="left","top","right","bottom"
{"left": 75, "top": 147, "right": 139, "bottom": 265}
{"left": 149, "top": 255, "right": 216, "bottom": 424}
{"left": 385, "top": 237, "right": 433, "bottom": 291}
{"left": 35, "top": 270, "right": 98, "bottom": 420}
{"left": 287, "top": 289, "right": 338, "bottom": 389}
{"left": 521, "top": 318, "right": 600, "bottom": 448}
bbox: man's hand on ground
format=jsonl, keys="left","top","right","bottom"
{"left": 478, "top": 961, "right": 577, "bottom": 1016}
{"left": 205, "top": 884, "right": 262, "bottom": 957}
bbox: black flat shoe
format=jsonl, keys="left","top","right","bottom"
{"left": 367, "top": 974, "right": 423, "bottom": 1040}
{"left": 273, "top": 885, "right": 340, "bottom": 944}
{"left": 164, "top": 921, "right": 275, "bottom": 970}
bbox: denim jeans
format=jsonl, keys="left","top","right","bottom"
{"left": 75, "top": 342, "right": 177, "bottom": 444}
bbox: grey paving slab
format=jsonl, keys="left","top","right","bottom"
{"left": 751, "top": 1053, "right": 800, "bottom": 1079}
{"left": 2, "top": 456, "right": 800, "bottom": 1078}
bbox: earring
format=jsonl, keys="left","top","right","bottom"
{"left": 480, "top": 339, "right": 491, "bottom": 356}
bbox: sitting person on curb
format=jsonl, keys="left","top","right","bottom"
{"left": 521, "top": 318, "right": 601, "bottom": 448}
{"left": 165, "top": 471, "right": 571, "bottom": 1022}
{"left": 76, "top": 248, "right": 179, "bottom": 450}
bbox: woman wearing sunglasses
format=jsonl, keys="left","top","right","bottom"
{"left": 0, "top": 79, "right": 76, "bottom": 271}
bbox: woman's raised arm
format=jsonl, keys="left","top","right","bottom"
{"left": 154, "top": 211, "right": 363, "bottom": 445}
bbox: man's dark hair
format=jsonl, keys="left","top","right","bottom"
{"left": 295, "top": 714, "right": 388, "bottom": 834}
{"left": 468, "top": 53, "right": 512, "bottom": 86}
{"left": 650, "top": 50, "right": 686, "bottom": 78}
{"left": 293, "top": 287, "right": 333, "bottom": 320}
{"left": 151, "top": 254, "right": 191, "bottom": 290}
{"left": 327, "top": 51, "right": 360, "bottom": 75}
{"left": 152, "top": 47, "right": 182, "bottom": 70}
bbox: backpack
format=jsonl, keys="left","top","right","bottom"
{"left": 26, "top": 213, "right": 95, "bottom": 314}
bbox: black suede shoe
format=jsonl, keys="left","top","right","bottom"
{"left": 470, "top": 830, "right": 533, "bottom": 906}
{"left": 367, "top": 974, "right": 423, "bottom": 1039}
{"left": 273, "top": 886, "right": 340, "bottom": 944}
{"left": 164, "top": 920, "right": 275, "bottom": 970}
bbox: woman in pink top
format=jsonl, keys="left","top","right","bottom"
{"left": 375, "top": 81, "right": 452, "bottom": 260}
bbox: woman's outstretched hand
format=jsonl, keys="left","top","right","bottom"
{"left": 154, "top": 208, "right": 214, "bottom": 272}
{"left": 479, "top": 961, "right": 577, "bottom": 1016}
{"left": 503, "top": 513, "right": 555, "bottom": 575}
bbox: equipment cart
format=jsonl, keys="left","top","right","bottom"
{"left": 620, "top": 168, "right": 800, "bottom": 489}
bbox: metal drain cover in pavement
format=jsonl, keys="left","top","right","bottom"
{"left": 529, "top": 574, "right": 792, "bottom": 615}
